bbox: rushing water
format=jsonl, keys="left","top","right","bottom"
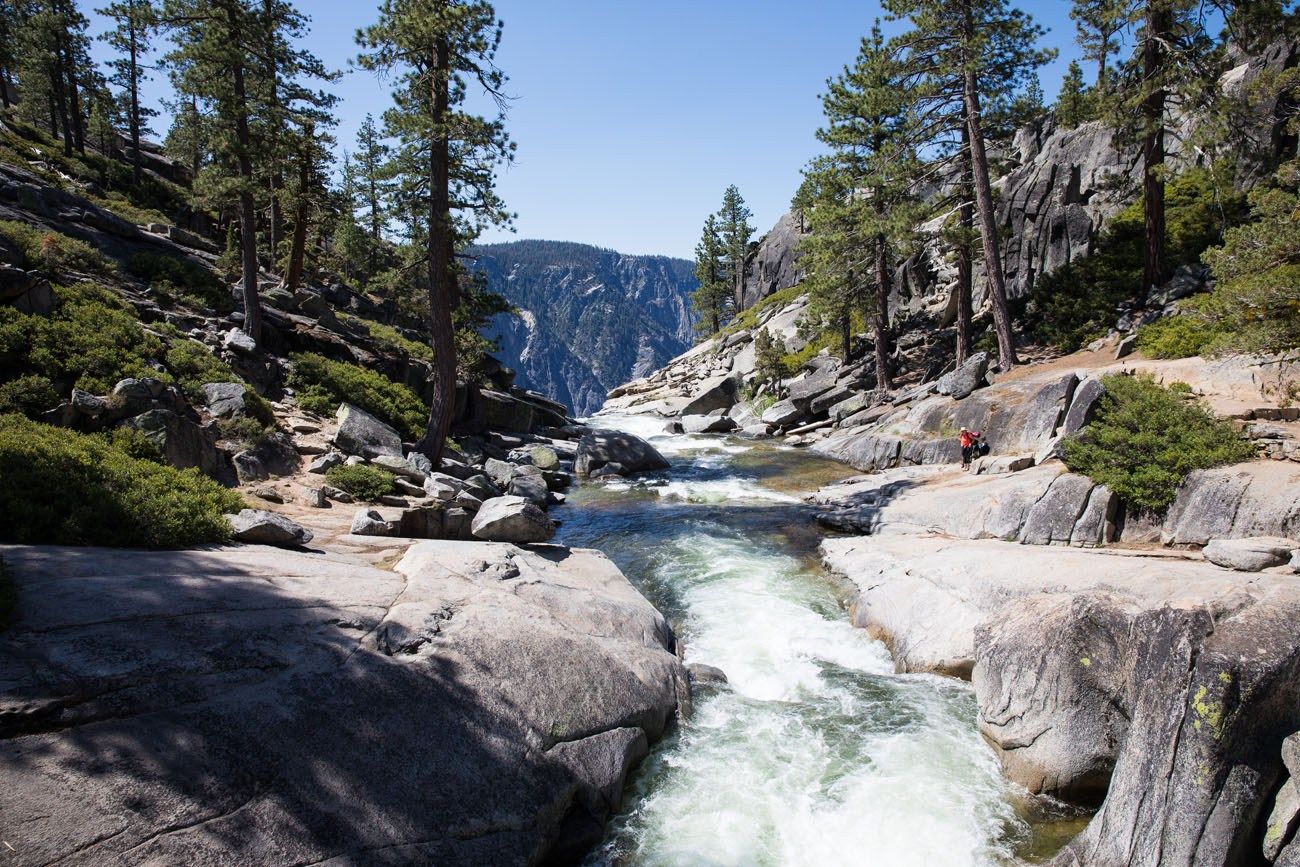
{"left": 554, "top": 415, "right": 1045, "bottom": 867}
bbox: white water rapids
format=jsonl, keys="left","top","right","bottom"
{"left": 557, "top": 415, "right": 1034, "bottom": 867}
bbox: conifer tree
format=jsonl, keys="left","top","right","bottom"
{"left": 887, "top": 0, "right": 1053, "bottom": 369}
{"left": 1070, "top": 0, "right": 1131, "bottom": 91}
{"left": 805, "top": 23, "right": 918, "bottom": 387}
{"left": 98, "top": 0, "right": 157, "bottom": 185}
{"left": 357, "top": 0, "right": 514, "bottom": 464}
{"left": 161, "top": 0, "right": 266, "bottom": 344}
{"left": 1056, "top": 59, "right": 1091, "bottom": 127}
{"left": 691, "top": 213, "right": 729, "bottom": 335}
{"left": 716, "top": 184, "right": 754, "bottom": 312}
{"left": 354, "top": 112, "right": 390, "bottom": 270}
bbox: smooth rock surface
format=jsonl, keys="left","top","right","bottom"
{"left": 1203, "top": 536, "right": 1299, "bottom": 572}
{"left": 574, "top": 430, "right": 669, "bottom": 478}
{"left": 0, "top": 542, "right": 687, "bottom": 865}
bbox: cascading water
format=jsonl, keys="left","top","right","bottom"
{"left": 557, "top": 415, "right": 1037, "bottom": 867}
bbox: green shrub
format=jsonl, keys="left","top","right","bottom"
{"left": 325, "top": 464, "right": 397, "bottom": 501}
{"left": 0, "top": 556, "right": 14, "bottom": 632}
{"left": 164, "top": 339, "right": 235, "bottom": 401}
{"left": 288, "top": 352, "right": 426, "bottom": 439}
{"left": 0, "top": 282, "right": 165, "bottom": 393}
{"left": 0, "top": 374, "right": 59, "bottom": 417}
{"left": 350, "top": 315, "right": 433, "bottom": 362}
{"left": 1135, "top": 297, "right": 1231, "bottom": 359}
{"left": 0, "top": 220, "right": 112, "bottom": 276}
{"left": 0, "top": 414, "right": 244, "bottom": 547}
{"left": 1063, "top": 373, "right": 1255, "bottom": 514}
{"left": 127, "top": 252, "right": 232, "bottom": 313}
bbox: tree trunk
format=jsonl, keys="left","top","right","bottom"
{"left": 128, "top": 7, "right": 141, "bottom": 186}
{"left": 61, "top": 32, "right": 84, "bottom": 154}
{"left": 956, "top": 145, "right": 975, "bottom": 366}
{"left": 1141, "top": 0, "right": 1170, "bottom": 294}
{"left": 50, "top": 56, "right": 71, "bottom": 157}
{"left": 226, "top": 1, "right": 261, "bottom": 346}
{"left": 285, "top": 127, "right": 311, "bottom": 294}
{"left": 962, "top": 1, "right": 1017, "bottom": 370}
{"left": 416, "top": 36, "right": 455, "bottom": 465}
{"left": 264, "top": 0, "right": 283, "bottom": 273}
{"left": 873, "top": 231, "right": 893, "bottom": 390}
{"left": 842, "top": 265, "right": 854, "bottom": 361}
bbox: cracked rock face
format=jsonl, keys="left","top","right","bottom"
{"left": 0, "top": 541, "right": 687, "bottom": 865}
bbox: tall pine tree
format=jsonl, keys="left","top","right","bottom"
{"left": 357, "top": 0, "right": 514, "bottom": 464}
{"left": 98, "top": 0, "right": 157, "bottom": 185}
{"left": 717, "top": 184, "right": 754, "bottom": 313}
{"left": 691, "top": 213, "right": 729, "bottom": 335}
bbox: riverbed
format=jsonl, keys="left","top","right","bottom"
{"left": 554, "top": 416, "right": 1059, "bottom": 866}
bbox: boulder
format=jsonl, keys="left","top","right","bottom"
{"left": 760, "top": 399, "right": 804, "bottom": 427}
{"left": 222, "top": 328, "right": 258, "bottom": 354}
{"left": 370, "top": 454, "right": 427, "bottom": 482}
{"left": 1203, "top": 536, "right": 1299, "bottom": 572}
{"left": 936, "top": 352, "right": 990, "bottom": 400}
{"left": 524, "top": 445, "right": 560, "bottom": 471}
{"left": 227, "top": 509, "right": 313, "bottom": 547}
{"left": 69, "top": 388, "right": 107, "bottom": 417}
{"left": 350, "top": 508, "right": 402, "bottom": 537}
{"left": 232, "top": 450, "right": 267, "bottom": 483}
{"left": 334, "top": 403, "right": 403, "bottom": 459}
{"left": 574, "top": 430, "right": 669, "bottom": 479}
{"left": 787, "top": 370, "right": 840, "bottom": 409}
{"left": 681, "top": 414, "right": 737, "bottom": 434}
{"left": 679, "top": 373, "right": 740, "bottom": 417}
{"left": 124, "top": 409, "right": 228, "bottom": 481}
{"left": 484, "top": 457, "right": 515, "bottom": 488}
{"left": 470, "top": 495, "right": 555, "bottom": 543}
{"left": 0, "top": 542, "right": 685, "bottom": 865}
{"left": 1162, "top": 463, "right": 1300, "bottom": 546}
{"left": 308, "top": 452, "right": 345, "bottom": 474}
{"left": 202, "top": 382, "right": 247, "bottom": 419}
{"left": 971, "top": 455, "right": 1035, "bottom": 475}
{"left": 508, "top": 473, "right": 550, "bottom": 507}
{"left": 687, "top": 663, "right": 729, "bottom": 688}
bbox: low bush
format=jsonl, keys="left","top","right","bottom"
{"left": 325, "top": 464, "right": 397, "bottom": 501}
{"left": 351, "top": 315, "right": 433, "bottom": 362}
{"left": 1063, "top": 373, "right": 1255, "bottom": 514}
{"left": 0, "top": 414, "right": 244, "bottom": 547}
{"left": 164, "top": 339, "right": 235, "bottom": 401}
{"left": 288, "top": 352, "right": 426, "bottom": 439}
{"left": 127, "top": 252, "right": 232, "bottom": 314}
{"left": 1135, "top": 297, "right": 1231, "bottom": 359}
{"left": 0, "top": 282, "right": 164, "bottom": 393}
{"left": 0, "top": 374, "right": 60, "bottom": 417}
{"left": 0, "top": 220, "right": 112, "bottom": 276}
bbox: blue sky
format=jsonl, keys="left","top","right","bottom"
{"left": 87, "top": 0, "right": 1085, "bottom": 259}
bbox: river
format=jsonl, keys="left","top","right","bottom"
{"left": 553, "top": 414, "right": 1067, "bottom": 867}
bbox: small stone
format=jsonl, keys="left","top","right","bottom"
{"left": 371, "top": 454, "right": 427, "bottom": 481}
{"left": 1203, "top": 537, "right": 1299, "bottom": 572}
{"left": 302, "top": 487, "right": 328, "bottom": 508}
{"left": 322, "top": 485, "right": 354, "bottom": 503}
{"left": 250, "top": 486, "right": 284, "bottom": 504}
{"left": 687, "top": 663, "right": 729, "bottom": 688}
{"left": 70, "top": 388, "right": 107, "bottom": 417}
{"left": 350, "top": 508, "right": 400, "bottom": 537}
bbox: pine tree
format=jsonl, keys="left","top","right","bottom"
{"left": 691, "top": 213, "right": 729, "bottom": 335}
{"left": 328, "top": 151, "right": 371, "bottom": 283}
{"left": 809, "top": 23, "right": 917, "bottom": 388}
{"left": 98, "top": 0, "right": 157, "bottom": 185}
{"left": 357, "top": 0, "right": 514, "bottom": 464}
{"left": 1070, "top": 0, "right": 1131, "bottom": 92}
{"left": 1056, "top": 59, "right": 1091, "bottom": 127}
{"left": 354, "top": 112, "right": 390, "bottom": 267}
{"left": 161, "top": 0, "right": 266, "bottom": 345}
{"left": 797, "top": 161, "right": 862, "bottom": 364}
{"left": 716, "top": 184, "right": 753, "bottom": 312}
{"left": 887, "top": 0, "right": 1054, "bottom": 370}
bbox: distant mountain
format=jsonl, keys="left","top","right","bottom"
{"left": 470, "top": 240, "right": 698, "bottom": 417}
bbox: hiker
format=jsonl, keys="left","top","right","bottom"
{"left": 959, "top": 427, "right": 984, "bottom": 471}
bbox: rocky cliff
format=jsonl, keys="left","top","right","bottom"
{"left": 471, "top": 240, "right": 698, "bottom": 417}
